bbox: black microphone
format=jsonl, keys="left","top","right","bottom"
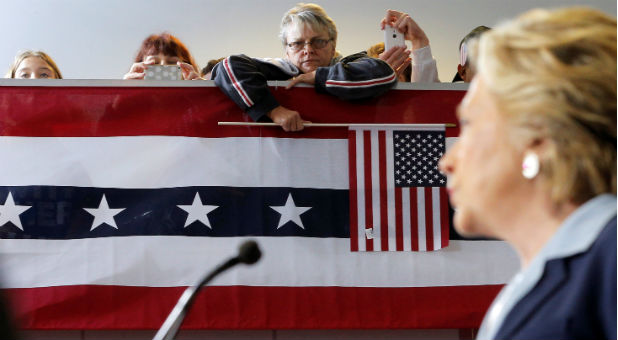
{"left": 153, "top": 240, "right": 262, "bottom": 340}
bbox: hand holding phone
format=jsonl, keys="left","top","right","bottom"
{"left": 384, "top": 25, "right": 406, "bottom": 51}
{"left": 144, "top": 65, "right": 182, "bottom": 81}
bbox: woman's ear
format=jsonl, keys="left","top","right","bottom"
{"left": 521, "top": 137, "right": 552, "bottom": 179}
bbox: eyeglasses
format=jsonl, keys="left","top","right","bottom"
{"left": 286, "top": 38, "right": 332, "bottom": 52}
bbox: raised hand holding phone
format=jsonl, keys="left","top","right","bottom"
{"left": 384, "top": 25, "right": 406, "bottom": 51}
{"left": 144, "top": 64, "right": 182, "bottom": 80}
{"left": 381, "top": 9, "right": 430, "bottom": 50}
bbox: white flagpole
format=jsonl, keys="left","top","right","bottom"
{"left": 218, "top": 122, "right": 456, "bottom": 128}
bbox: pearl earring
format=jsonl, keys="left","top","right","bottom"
{"left": 522, "top": 152, "right": 540, "bottom": 179}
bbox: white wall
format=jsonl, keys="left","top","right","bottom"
{"left": 0, "top": 0, "right": 615, "bottom": 80}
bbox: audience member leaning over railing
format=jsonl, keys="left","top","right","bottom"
{"left": 212, "top": 3, "right": 397, "bottom": 132}
{"left": 6, "top": 50, "right": 62, "bottom": 79}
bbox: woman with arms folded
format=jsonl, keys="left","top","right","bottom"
{"left": 123, "top": 32, "right": 201, "bottom": 80}
{"left": 6, "top": 50, "right": 62, "bottom": 79}
{"left": 439, "top": 7, "right": 616, "bottom": 340}
{"left": 212, "top": 3, "right": 397, "bottom": 132}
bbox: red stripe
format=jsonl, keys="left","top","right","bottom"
{"left": 5, "top": 285, "right": 502, "bottom": 329}
{"left": 348, "top": 130, "right": 358, "bottom": 252}
{"left": 325, "top": 73, "right": 397, "bottom": 87}
{"left": 378, "top": 130, "right": 389, "bottom": 251}
{"left": 425, "top": 187, "right": 434, "bottom": 251}
{"left": 409, "top": 188, "right": 419, "bottom": 251}
{"left": 363, "top": 130, "right": 373, "bottom": 251}
{"left": 0, "top": 86, "right": 463, "bottom": 139}
{"left": 440, "top": 187, "right": 450, "bottom": 249}
{"left": 223, "top": 58, "right": 254, "bottom": 107}
{"left": 395, "top": 187, "right": 403, "bottom": 251}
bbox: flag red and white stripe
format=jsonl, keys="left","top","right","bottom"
{"left": 349, "top": 126, "right": 449, "bottom": 252}
{"left": 0, "top": 81, "right": 519, "bottom": 330}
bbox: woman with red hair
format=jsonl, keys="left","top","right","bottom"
{"left": 123, "top": 32, "right": 200, "bottom": 80}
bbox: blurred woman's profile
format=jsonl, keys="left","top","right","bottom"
{"left": 439, "top": 6, "right": 616, "bottom": 340}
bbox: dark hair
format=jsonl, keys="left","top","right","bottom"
{"left": 134, "top": 33, "right": 198, "bottom": 71}
{"left": 201, "top": 57, "right": 224, "bottom": 77}
{"left": 452, "top": 25, "right": 491, "bottom": 82}
{"left": 458, "top": 25, "right": 491, "bottom": 50}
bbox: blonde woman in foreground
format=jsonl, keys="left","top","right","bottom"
{"left": 439, "top": 7, "right": 616, "bottom": 340}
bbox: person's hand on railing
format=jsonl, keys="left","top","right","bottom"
{"left": 267, "top": 105, "right": 310, "bottom": 132}
{"left": 286, "top": 71, "right": 315, "bottom": 89}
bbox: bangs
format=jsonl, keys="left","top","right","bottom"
{"left": 142, "top": 39, "right": 180, "bottom": 58}
{"left": 135, "top": 33, "right": 193, "bottom": 66}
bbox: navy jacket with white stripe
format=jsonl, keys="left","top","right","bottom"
{"left": 212, "top": 53, "right": 396, "bottom": 121}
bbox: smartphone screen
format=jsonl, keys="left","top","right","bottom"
{"left": 144, "top": 65, "right": 182, "bottom": 80}
{"left": 384, "top": 26, "right": 406, "bottom": 51}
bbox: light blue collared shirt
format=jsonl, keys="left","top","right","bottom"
{"left": 476, "top": 194, "right": 617, "bottom": 340}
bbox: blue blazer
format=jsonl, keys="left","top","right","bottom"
{"left": 495, "top": 217, "right": 617, "bottom": 339}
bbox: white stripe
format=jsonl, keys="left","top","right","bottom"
{"left": 401, "top": 188, "right": 411, "bottom": 251}
{"left": 446, "top": 137, "right": 458, "bottom": 151}
{"left": 354, "top": 131, "right": 366, "bottom": 251}
{"left": 445, "top": 137, "right": 459, "bottom": 187}
{"left": 324, "top": 80, "right": 397, "bottom": 89}
{"left": 417, "top": 188, "right": 427, "bottom": 252}
{"left": 370, "top": 129, "right": 381, "bottom": 251}
{"left": 0, "top": 136, "right": 348, "bottom": 189}
{"left": 325, "top": 73, "right": 396, "bottom": 87}
{"left": 432, "top": 187, "right": 442, "bottom": 250}
{"left": 385, "top": 130, "right": 396, "bottom": 251}
{"left": 223, "top": 57, "right": 254, "bottom": 107}
{"left": 0, "top": 237, "right": 518, "bottom": 289}
{"left": 0, "top": 78, "right": 468, "bottom": 91}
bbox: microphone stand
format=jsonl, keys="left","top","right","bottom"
{"left": 153, "top": 237, "right": 263, "bottom": 340}
{"left": 153, "top": 257, "right": 239, "bottom": 340}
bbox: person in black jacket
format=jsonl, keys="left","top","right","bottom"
{"left": 213, "top": 3, "right": 397, "bottom": 132}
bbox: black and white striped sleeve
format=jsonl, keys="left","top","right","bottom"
{"left": 313, "top": 53, "right": 397, "bottom": 101}
{"left": 212, "top": 55, "right": 288, "bottom": 121}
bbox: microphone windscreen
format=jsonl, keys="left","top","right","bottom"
{"left": 237, "top": 240, "right": 261, "bottom": 265}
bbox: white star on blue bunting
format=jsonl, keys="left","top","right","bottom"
{"left": 0, "top": 192, "right": 31, "bottom": 231}
{"left": 84, "top": 194, "right": 126, "bottom": 231}
{"left": 270, "top": 193, "right": 311, "bottom": 230}
{"left": 177, "top": 192, "right": 219, "bottom": 228}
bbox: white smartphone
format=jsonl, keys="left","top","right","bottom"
{"left": 144, "top": 65, "right": 182, "bottom": 81}
{"left": 384, "top": 26, "right": 406, "bottom": 51}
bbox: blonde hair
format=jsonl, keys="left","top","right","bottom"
{"left": 366, "top": 42, "right": 385, "bottom": 58}
{"left": 279, "top": 3, "right": 337, "bottom": 47}
{"left": 477, "top": 7, "right": 616, "bottom": 205}
{"left": 6, "top": 50, "right": 63, "bottom": 79}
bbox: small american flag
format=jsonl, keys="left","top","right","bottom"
{"left": 348, "top": 126, "right": 450, "bottom": 252}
